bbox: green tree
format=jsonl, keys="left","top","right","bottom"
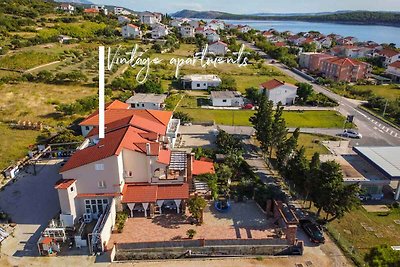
{"left": 270, "top": 101, "right": 287, "bottom": 157}
{"left": 365, "top": 245, "right": 400, "bottom": 267}
{"left": 250, "top": 89, "right": 274, "bottom": 154}
{"left": 245, "top": 87, "right": 260, "bottom": 105}
{"left": 276, "top": 128, "right": 300, "bottom": 170}
{"left": 188, "top": 195, "right": 207, "bottom": 224}
{"left": 285, "top": 147, "right": 309, "bottom": 196}
{"left": 296, "top": 83, "right": 314, "bottom": 103}
{"left": 173, "top": 111, "right": 193, "bottom": 124}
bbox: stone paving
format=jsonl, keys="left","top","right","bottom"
{"left": 109, "top": 201, "right": 277, "bottom": 245}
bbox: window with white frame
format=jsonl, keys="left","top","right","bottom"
{"left": 98, "top": 180, "right": 106, "bottom": 188}
{"left": 84, "top": 199, "right": 108, "bottom": 214}
{"left": 95, "top": 164, "right": 104, "bottom": 171}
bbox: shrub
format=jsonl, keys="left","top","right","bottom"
{"left": 116, "top": 211, "right": 128, "bottom": 233}
{"left": 186, "top": 229, "right": 196, "bottom": 239}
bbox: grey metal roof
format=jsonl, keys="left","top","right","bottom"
{"left": 125, "top": 93, "right": 167, "bottom": 104}
{"left": 353, "top": 146, "right": 400, "bottom": 179}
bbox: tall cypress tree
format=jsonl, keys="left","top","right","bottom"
{"left": 270, "top": 101, "right": 287, "bottom": 157}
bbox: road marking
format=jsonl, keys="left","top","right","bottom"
{"left": 379, "top": 129, "right": 384, "bottom": 133}
{"left": 386, "top": 128, "right": 390, "bottom": 132}
{"left": 391, "top": 131, "right": 394, "bottom": 135}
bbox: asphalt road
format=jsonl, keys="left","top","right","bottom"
{"left": 241, "top": 40, "right": 400, "bottom": 147}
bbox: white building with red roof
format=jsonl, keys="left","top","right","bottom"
{"left": 376, "top": 49, "right": 400, "bottom": 67}
{"left": 54, "top": 101, "right": 214, "bottom": 248}
{"left": 208, "top": 40, "right": 228, "bottom": 56}
{"left": 122, "top": 24, "right": 142, "bottom": 39}
{"left": 259, "top": 79, "right": 298, "bottom": 105}
{"left": 386, "top": 61, "right": 400, "bottom": 82}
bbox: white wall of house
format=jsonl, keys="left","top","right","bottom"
{"left": 260, "top": 85, "right": 297, "bottom": 105}
{"left": 207, "top": 33, "right": 220, "bottom": 43}
{"left": 387, "top": 65, "right": 400, "bottom": 82}
{"left": 180, "top": 26, "right": 195, "bottom": 38}
{"left": 62, "top": 156, "right": 122, "bottom": 195}
{"left": 188, "top": 80, "right": 221, "bottom": 90}
{"left": 208, "top": 43, "right": 227, "bottom": 56}
{"left": 122, "top": 150, "right": 151, "bottom": 183}
{"left": 57, "top": 183, "right": 77, "bottom": 226}
{"left": 129, "top": 102, "right": 163, "bottom": 110}
{"left": 212, "top": 97, "right": 244, "bottom": 107}
{"left": 118, "top": 16, "right": 130, "bottom": 24}
{"left": 151, "top": 25, "right": 168, "bottom": 39}
{"left": 122, "top": 25, "right": 141, "bottom": 39}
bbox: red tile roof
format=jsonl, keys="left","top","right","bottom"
{"left": 260, "top": 79, "right": 294, "bottom": 90}
{"left": 54, "top": 179, "right": 76, "bottom": 189}
{"left": 122, "top": 183, "right": 189, "bottom": 203}
{"left": 274, "top": 42, "right": 286, "bottom": 47}
{"left": 378, "top": 49, "right": 400, "bottom": 58}
{"left": 60, "top": 125, "right": 159, "bottom": 172}
{"left": 193, "top": 159, "right": 215, "bottom": 176}
{"left": 127, "top": 24, "right": 139, "bottom": 29}
{"left": 157, "top": 183, "right": 189, "bottom": 200}
{"left": 84, "top": 8, "right": 99, "bottom": 13}
{"left": 157, "top": 149, "right": 171, "bottom": 165}
{"left": 122, "top": 184, "right": 158, "bottom": 203}
{"left": 389, "top": 61, "right": 400, "bottom": 68}
{"left": 325, "top": 57, "right": 365, "bottom": 67}
{"left": 210, "top": 40, "right": 227, "bottom": 46}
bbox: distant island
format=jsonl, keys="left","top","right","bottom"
{"left": 172, "top": 10, "right": 400, "bottom": 27}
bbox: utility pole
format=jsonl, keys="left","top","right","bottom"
{"left": 383, "top": 99, "right": 389, "bottom": 117}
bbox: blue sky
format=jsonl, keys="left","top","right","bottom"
{"left": 92, "top": 0, "right": 400, "bottom": 13}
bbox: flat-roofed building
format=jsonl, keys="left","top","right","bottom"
{"left": 126, "top": 93, "right": 167, "bottom": 110}
{"left": 211, "top": 91, "right": 244, "bottom": 107}
{"left": 182, "top": 74, "right": 222, "bottom": 90}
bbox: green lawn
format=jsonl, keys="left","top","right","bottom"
{"left": 177, "top": 107, "right": 345, "bottom": 128}
{"left": 297, "top": 133, "right": 337, "bottom": 158}
{"left": 353, "top": 84, "right": 400, "bottom": 101}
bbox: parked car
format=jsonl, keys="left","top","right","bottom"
{"left": 342, "top": 129, "right": 362, "bottom": 139}
{"left": 357, "top": 194, "right": 371, "bottom": 201}
{"left": 370, "top": 193, "right": 384, "bottom": 200}
{"left": 299, "top": 219, "right": 325, "bottom": 244}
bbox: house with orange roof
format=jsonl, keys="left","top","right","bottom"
{"left": 122, "top": 24, "right": 142, "bottom": 39}
{"left": 386, "top": 61, "right": 400, "bottom": 82}
{"left": 319, "top": 57, "right": 371, "bottom": 82}
{"left": 259, "top": 79, "right": 298, "bottom": 105}
{"left": 299, "top": 52, "right": 335, "bottom": 72}
{"left": 54, "top": 101, "right": 217, "bottom": 249}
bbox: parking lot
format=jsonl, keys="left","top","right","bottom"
{"left": 0, "top": 160, "right": 62, "bottom": 263}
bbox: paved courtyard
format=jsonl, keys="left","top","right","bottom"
{"left": 0, "top": 160, "right": 62, "bottom": 262}
{"left": 109, "top": 201, "right": 278, "bottom": 245}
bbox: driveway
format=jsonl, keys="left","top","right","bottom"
{"left": 0, "top": 159, "right": 62, "bottom": 259}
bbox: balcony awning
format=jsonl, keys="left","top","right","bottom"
{"left": 122, "top": 183, "right": 189, "bottom": 203}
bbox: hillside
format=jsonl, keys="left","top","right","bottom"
{"left": 172, "top": 9, "right": 400, "bottom": 26}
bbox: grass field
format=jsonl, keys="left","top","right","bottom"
{"left": 0, "top": 82, "right": 96, "bottom": 126}
{"left": 0, "top": 51, "right": 59, "bottom": 71}
{"left": 0, "top": 123, "right": 40, "bottom": 171}
{"left": 353, "top": 84, "right": 400, "bottom": 101}
{"left": 327, "top": 205, "right": 400, "bottom": 265}
{"left": 176, "top": 107, "right": 345, "bottom": 128}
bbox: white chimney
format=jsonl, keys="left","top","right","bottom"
{"left": 146, "top": 143, "right": 151, "bottom": 155}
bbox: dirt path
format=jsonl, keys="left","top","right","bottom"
{"left": 24, "top": 61, "right": 61, "bottom": 73}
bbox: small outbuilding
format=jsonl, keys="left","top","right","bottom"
{"left": 211, "top": 91, "right": 244, "bottom": 107}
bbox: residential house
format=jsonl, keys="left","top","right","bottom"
{"left": 126, "top": 93, "right": 167, "bottom": 110}
{"left": 208, "top": 41, "right": 228, "bottom": 56}
{"left": 83, "top": 8, "right": 99, "bottom": 15}
{"left": 90, "top": 5, "right": 108, "bottom": 15}
{"left": 206, "top": 32, "right": 220, "bottom": 43}
{"left": 179, "top": 24, "right": 195, "bottom": 38}
{"left": 315, "top": 36, "right": 332, "bottom": 48}
{"left": 57, "top": 3, "right": 75, "bottom": 14}
{"left": 376, "top": 49, "right": 400, "bottom": 68}
{"left": 195, "top": 26, "right": 205, "bottom": 35}
{"left": 122, "top": 24, "right": 142, "bottom": 39}
{"left": 262, "top": 31, "right": 275, "bottom": 40}
{"left": 319, "top": 57, "right": 371, "bottom": 82}
{"left": 188, "top": 20, "right": 200, "bottom": 29}
{"left": 386, "top": 61, "right": 400, "bottom": 82}
{"left": 211, "top": 91, "right": 244, "bottom": 107}
{"left": 237, "top": 25, "right": 252, "bottom": 33}
{"left": 114, "top": 7, "right": 124, "bottom": 15}
{"left": 207, "top": 20, "right": 225, "bottom": 31}
{"left": 56, "top": 101, "right": 203, "bottom": 245}
{"left": 259, "top": 79, "right": 297, "bottom": 105}
{"left": 299, "top": 52, "right": 335, "bottom": 72}
{"left": 182, "top": 74, "right": 222, "bottom": 90}
{"left": 118, "top": 15, "right": 131, "bottom": 25}
{"left": 58, "top": 35, "right": 76, "bottom": 44}
{"left": 151, "top": 23, "right": 169, "bottom": 39}
{"left": 140, "top": 12, "right": 162, "bottom": 25}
